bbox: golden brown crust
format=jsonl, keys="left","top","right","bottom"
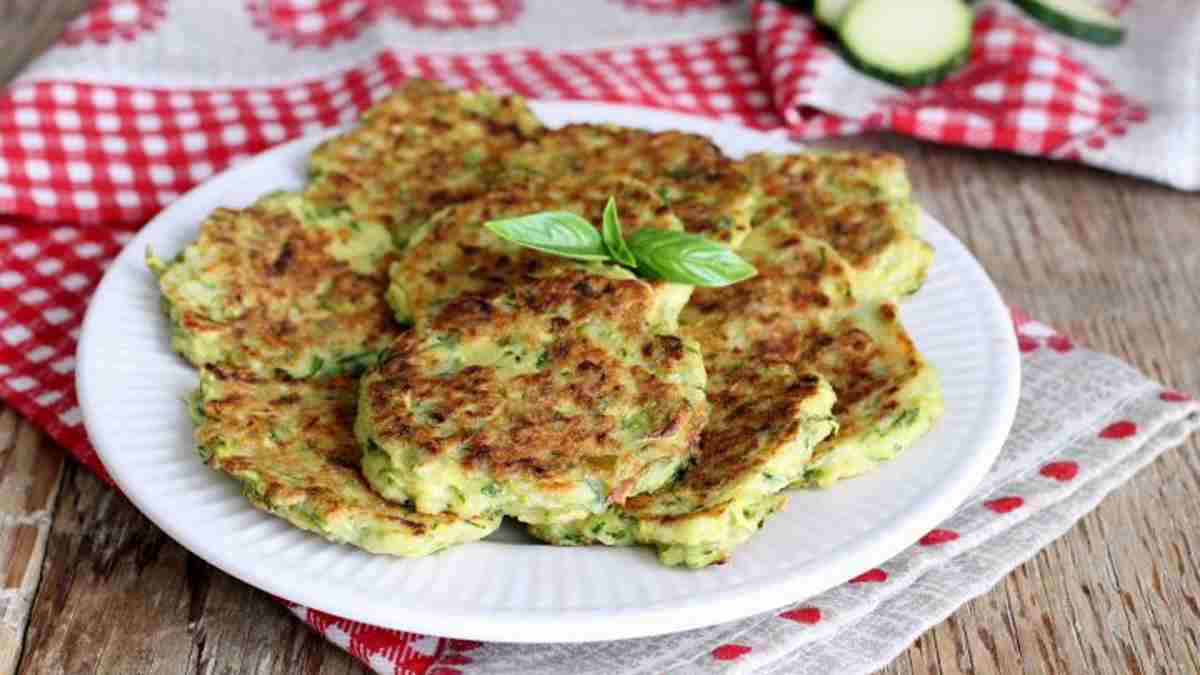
{"left": 502, "top": 124, "right": 757, "bottom": 245}
{"left": 366, "top": 303, "right": 703, "bottom": 491}
{"left": 688, "top": 274, "right": 926, "bottom": 465}
{"left": 156, "top": 194, "right": 400, "bottom": 377}
{"left": 393, "top": 180, "right": 683, "bottom": 324}
{"left": 679, "top": 184, "right": 936, "bottom": 485}
{"left": 363, "top": 171, "right": 707, "bottom": 519}
{"left": 679, "top": 370, "right": 822, "bottom": 494}
{"left": 430, "top": 271, "right": 658, "bottom": 339}
{"left": 739, "top": 151, "right": 918, "bottom": 272}
{"left": 205, "top": 209, "right": 393, "bottom": 343}
{"left": 307, "top": 79, "right": 543, "bottom": 242}
{"left": 195, "top": 369, "right": 481, "bottom": 536}
{"left": 686, "top": 244, "right": 853, "bottom": 325}
{"left": 685, "top": 244, "right": 918, "bottom": 437}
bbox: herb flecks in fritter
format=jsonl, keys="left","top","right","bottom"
{"left": 501, "top": 124, "right": 759, "bottom": 247}
{"left": 792, "top": 303, "right": 944, "bottom": 487}
{"left": 359, "top": 184, "right": 709, "bottom": 526}
{"left": 306, "top": 79, "right": 543, "bottom": 245}
{"left": 528, "top": 163, "right": 943, "bottom": 566}
{"left": 193, "top": 367, "right": 501, "bottom": 556}
{"left": 530, "top": 366, "right": 838, "bottom": 568}
{"left": 148, "top": 191, "right": 399, "bottom": 378}
{"left": 683, "top": 211, "right": 943, "bottom": 487}
{"left": 738, "top": 151, "right": 933, "bottom": 301}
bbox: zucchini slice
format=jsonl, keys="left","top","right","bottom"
{"left": 1013, "top": 0, "right": 1124, "bottom": 45}
{"left": 815, "top": 0, "right": 856, "bottom": 27}
{"left": 839, "top": 0, "right": 973, "bottom": 88}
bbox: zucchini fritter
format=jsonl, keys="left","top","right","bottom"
{"left": 793, "top": 304, "right": 944, "bottom": 486}
{"left": 501, "top": 124, "right": 759, "bottom": 247}
{"left": 306, "top": 79, "right": 543, "bottom": 245}
{"left": 359, "top": 191, "right": 708, "bottom": 526}
{"left": 682, "top": 216, "right": 944, "bottom": 487}
{"left": 530, "top": 366, "right": 837, "bottom": 568}
{"left": 738, "top": 152, "right": 932, "bottom": 300}
{"left": 388, "top": 178, "right": 690, "bottom": 327}
{"left": 148, "top": 192, "right": 399, "bottom": 378}
{"left": 193, "top": 367, "right": 501, "bottom": 556}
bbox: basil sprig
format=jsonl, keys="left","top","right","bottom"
{"left": 484, "top": 199, "right": 756, "bottom": 287}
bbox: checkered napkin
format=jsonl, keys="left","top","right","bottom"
{"left": 1, "top": 2, "right": 1198, "bottom": 673}
{"left": 752, "top": 0, "right": 1199, "bottom": 190}
{"left": 2, "top": 0, "right": 1198, "bottom": 229}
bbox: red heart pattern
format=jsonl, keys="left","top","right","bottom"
{"left": 1045, "top": 335, "right": 1074, "bottom": 353}
{"left": 985, "top": 496, "right": 1025, "bottom": 514}
{"left": 1099, "top": 421, "right": 1137, "bottom": 439}
{"left": 1010, "top": 308, "right": 1079, "bottom": 357}
{"left": 712, "top": 643, "right": 753, "bottom": 660}
{"left": 1040, "top": 461, "right": 1079, "bottom": 481}
{"left": 60, "top": 0, "right": 167, "bottom": 46}
{"left": 850, "top": 568, "right": 889, "bottom": 583}
{"left": 248, "top": 0, "right": 524, "bottom": 48}
{"left": 919, "top": 529, "right": 960, "bottom": 546}
{"left": 779, "top": 607, "right": 822, "bottom": 624}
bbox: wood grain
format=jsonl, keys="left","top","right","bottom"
{"left": 17, "top": 462, "right": 364, "bottom": 675}
{"left": 0, "top": 0, "right": 91, "bottom": 86}
{"left": 0, "top": 409, "right": 64, "bottom": 675}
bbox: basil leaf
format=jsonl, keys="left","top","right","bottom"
{"left": 627, "top": 229, "right": 757, "bottom": 287}
{"left": 601, "top": 197, "right": 637, "bottom": 267}
{"left": 485, "top": 211, "right": 610, "bottom": 261}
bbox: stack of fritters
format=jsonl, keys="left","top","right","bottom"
{"left": 153, "top": 79, "right": 943, "bottom": 567}
{"left": 529, "top": 159, "right": 941, "bottom": 564}
{"left": 192, "top": 368, "right": 501, "bottom": 555}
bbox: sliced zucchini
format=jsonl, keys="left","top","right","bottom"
{"left": 815, "top": 0, "right": 856, "bottom": 27}
{"left": 1013, "top": 0, "right": 1124, "bottom": 45}
{"left": 839, "top": 0, "right": 973, "bottom": 88}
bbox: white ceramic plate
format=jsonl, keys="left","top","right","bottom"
{"left": 77, "top": 101, "right": 1020, "bottom": 643}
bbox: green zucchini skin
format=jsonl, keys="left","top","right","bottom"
{"left": 1012, "top": 0, "right": 1125, "bottom": 46}
{"left": 837, "top": 0, "right": 974, "bottom": 88}
{"left": 839, "top": 41, "right": 972, "bottom": 88}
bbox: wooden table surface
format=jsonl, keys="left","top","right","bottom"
{"left": 3, "top": 5, "right": 1199, "bottom": 674}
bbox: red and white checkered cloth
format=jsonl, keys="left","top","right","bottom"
{"left": 3, "top": 1, "right": 1196, "bottom": 229}
{"left": 1, "top": 1, "right": 1198, "bottom": 673}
